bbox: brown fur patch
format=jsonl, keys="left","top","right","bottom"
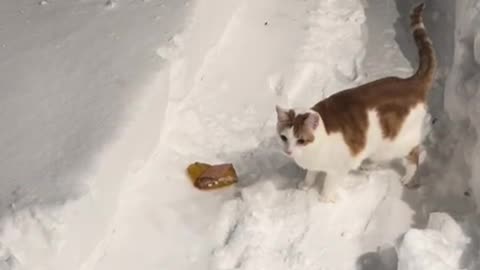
{"left": 276, "top": 109, "right": 295, "bottom": 132}
{"left": 410, "top": 3, "right": 436, "bottom": 83}
{"left": 292, "top": 113, "right": 315, "bottom": 144}
{"left": 312, "top": 77, "right": 430, "bottom": 156}
{"left": 404, "top": 145, "right": 421, "bottom": 189}
{"left": 409, "top": 3, "right": 424, "bottom": 28}
{"left": 377, "top": 104, "right": 410, "bottom": 139}
{"left": 277, "top": 111, "right": 316, "bottom": 145}
{"left": 304, "top": 2, "right": 435, "bottom": 156}
{"left": 406, "top": 145, "right": 420, "bottom": 165}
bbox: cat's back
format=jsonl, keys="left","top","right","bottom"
{"left": 312, "top": 76, "right": 428, "bottom": 159}
{"left": 327, "top": 76, "right": 426, "bottom": 109}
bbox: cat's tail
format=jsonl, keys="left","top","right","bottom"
{"left": 409, "top": 3, "right": 436, "bottom": 83}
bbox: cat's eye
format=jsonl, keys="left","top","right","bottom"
{"left": 280, "top": 135, "right": 288, "bottom": 142}
{"left": 297, "top": 139, "right": 305, "bottom": 145}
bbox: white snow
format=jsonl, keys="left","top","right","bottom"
{"left": 1, "top": 0, "right": 480, "bottom": 270}
{"left": 398, "top": 212, "right": 470, "bottom": 270}
{"left": 397, "top": 1, "right": 480, "bottom": 269}
{"left": 0, "top": 0, "right": 190, "bottom": 269}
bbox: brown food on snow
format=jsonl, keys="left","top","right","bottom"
{"left": 187, "top": 162, "right": 238, "bottom": 190}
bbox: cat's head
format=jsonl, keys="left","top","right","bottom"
{"left": 275, "top": 105, "right": 322, "bottom": 157}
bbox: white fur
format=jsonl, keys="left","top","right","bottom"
{"left": 279, "top": 105, "right": 427, "bottom": 202}
{"left": 411, "top": 22, "right": 425, "bottom": 32}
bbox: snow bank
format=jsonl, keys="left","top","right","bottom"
{"left": 443, "top": 0, "right": 480, "bottom": 210}
{"left": 398, "top": 212, "right": 470, "bottom": 270}
{"left": 0, "top": 1, "right": 190, "bottom": 269}
{"left": 396, "top": 1, "right": 480, "bottom": 269}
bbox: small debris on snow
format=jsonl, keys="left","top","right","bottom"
{"left": 105, "top": 0, "right": 116, "bottom": 9}
{"left": 264, "top": 21, "right": 269, "bottom": 26}
{"left": 156, "top": 35, "right": 183, "bottom": 61}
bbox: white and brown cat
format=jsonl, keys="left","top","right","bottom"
{"left": 275, "top": 3, "right": 436, "bottom": 202}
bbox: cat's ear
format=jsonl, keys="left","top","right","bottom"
{"left": 305, "top": 112, "right": 320, "bottom": 130}
{"left": 275, "top": 105, "right": 290, "bottom": 122}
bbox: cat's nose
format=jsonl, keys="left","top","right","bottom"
{"left": 286, "top": 150, "right": 292, "bottom": 155}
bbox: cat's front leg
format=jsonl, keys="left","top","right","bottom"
{"left": 319, "top": 171, "right": 345, "bottom": 203}
{"left": 297, "top": 170, "right": 318, "bottom": 190}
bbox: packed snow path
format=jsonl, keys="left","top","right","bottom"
{"left": 0, "top": 0, "right": 479, "bottom": 270}
{"left": 90, "top": 0, "right": 421, "bottom": 269}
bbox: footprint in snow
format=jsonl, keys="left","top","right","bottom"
{"left": 268, "top": 73, "right": 285, "bottom": 98}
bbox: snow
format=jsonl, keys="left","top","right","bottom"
{"left": 398, "top": 212, "right": 470, "bottom": 270}
{"left": 397, "top": 1, "right": 480, "bottom": 269}
{"left": 444, "top": 0, "right": 480, "bottom": 210}
{"left": 1, "top": 0, "right": 480, "bottom": 269}
{"left": 0, "top": 0, "right": 190, "bottom": 269}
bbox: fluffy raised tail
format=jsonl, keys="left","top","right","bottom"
{"left": 409, "top": 3, "right": 436, "bottom": 82}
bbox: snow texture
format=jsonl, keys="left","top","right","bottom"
{"left": 0, "top": 0, "right": 480, "bottom": 269}
{"left": 398, "top": 212, "right": 470, "bottom": 270}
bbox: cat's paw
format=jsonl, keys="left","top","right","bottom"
{"left": 401, "top": 176, "right": 421, "bottom": 189}
{"left": 400, "top": 173, "right": 416, "bottom": 185}
{"left": 399, "top": 175, "right": 411, "bottom": 185}
{"left": 297, "top": 181, "right": 312, "bottom": 191}
{"left": 319, "top": 191, "right": 339, "bottom": 203}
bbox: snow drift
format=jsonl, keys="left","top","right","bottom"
{"left": 0, "top": 0, "right": 191, "bottom": 268}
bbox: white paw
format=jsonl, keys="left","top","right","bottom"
{"left": 400, "top": 174, "right": 414, "bottom": 185}
{"left": 400, "top": 176, "right": 409, "bottom": 185}
{"left": 297, "top": 181, "right": 312, "bottom": 191}
{"left": 319, "top": 192, "right": 339, "bottom": 203}
{"left": 400, "top": 175, "right": 420, "bottom": 189}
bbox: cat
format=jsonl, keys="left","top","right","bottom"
{"left": 275, "top": 2, "right": 436, "bottom": 202}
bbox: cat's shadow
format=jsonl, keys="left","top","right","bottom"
{"left": 219, "top": 136, "right": 385, "bottom": 192}
{"left": 217, "top": 136, "right": 305, "bottom": 190}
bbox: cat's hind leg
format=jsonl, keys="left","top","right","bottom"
{"left": 399, "top": 146, "right": 421, "bottom": 188}
{"left": 358, "top": 158, "right": 381, "bottom": 172}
